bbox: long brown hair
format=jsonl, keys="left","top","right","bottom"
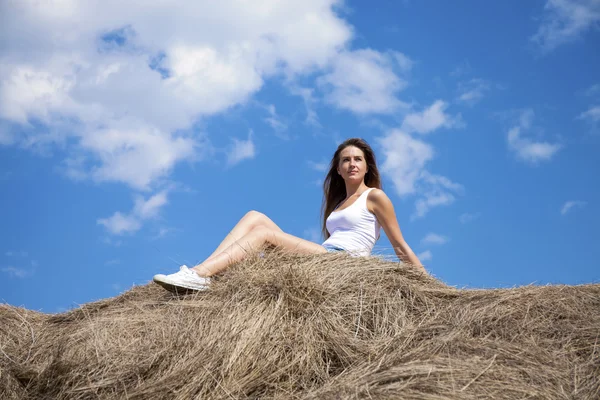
{"left": 321, "top": 138, "right": 382, "bottom": 240}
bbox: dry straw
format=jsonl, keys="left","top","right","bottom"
{"left": 1, "top": 249, "right": 599, "bottom": 399}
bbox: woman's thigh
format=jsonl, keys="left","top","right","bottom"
{"left": 253, "top": 226, "right": 327, "bottom": 255}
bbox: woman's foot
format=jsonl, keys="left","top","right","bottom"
{"left": 153, "top": 265, "right": 210, "bottom": 293}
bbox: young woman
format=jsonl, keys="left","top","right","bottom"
{"left": 153, "top": 138, "right": 424, "bottom": 292}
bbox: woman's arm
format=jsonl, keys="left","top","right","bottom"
{"left": 369, "top": 189, "right": 426, "bottom": 272}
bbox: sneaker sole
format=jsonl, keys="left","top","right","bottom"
{"left": 153, "top": 278, "right": 208, "bottom": 294}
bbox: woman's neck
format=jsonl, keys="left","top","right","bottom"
{"left": 344, "top": 183, "right": 369, "bottom": 198}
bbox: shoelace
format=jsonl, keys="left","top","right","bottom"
{"left": 176, "top": 265, "right": 211, "bottom": 286}
{"left": 179, "top": 266, "right": 196, "bottom": 277}
{"left": 179, "top": 266, "right": 206, "bottom": 282}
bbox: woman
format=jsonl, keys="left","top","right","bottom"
{"left": 153, "top": 138, "right": 424, "bottom": 292}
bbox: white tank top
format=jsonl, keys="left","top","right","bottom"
{"left": 322, "top": 188, "right": 381, "bottom": 257}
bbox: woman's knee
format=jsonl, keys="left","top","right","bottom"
{"left": 244, "top": 210, "right": 264, "bottom": 221}
{"left": 244, "top": 210, "right": 275, "bottom": 229}
{"left": 241, "top": 210, "right": 263, "bottom": 228}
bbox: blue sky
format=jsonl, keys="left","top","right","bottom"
{"left": 1, "top": 0, "right": 599, "bottom": 313}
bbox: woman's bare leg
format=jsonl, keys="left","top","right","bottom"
{"left": 192, "top": 226, "right": 327, "bottom": 277}
{"left": 201, "top": 211, "right": 284, "bottom": 263}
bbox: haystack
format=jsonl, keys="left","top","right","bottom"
{"left": 1, "top": 249, "right": 599, "bottom": 399}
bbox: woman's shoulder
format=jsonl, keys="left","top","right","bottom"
{"left": 366, "top": 187, "right": 388, "bottom": 213}
{"left": 366, "top": 187, "right": 386, "bottom": 197}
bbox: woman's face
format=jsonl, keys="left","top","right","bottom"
{"left": 337, "top": 146, "right": 368, "bottom": 183}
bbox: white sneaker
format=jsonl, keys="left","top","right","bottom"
{"left": 153, "top": 265, "right": 210, "bottom": 293}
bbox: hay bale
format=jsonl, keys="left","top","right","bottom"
{"left": 1, "top": 250, "right": 599, "bottom": 399}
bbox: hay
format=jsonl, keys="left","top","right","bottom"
{"left": 1, "top": 249, "right": 599, "bottom": 399}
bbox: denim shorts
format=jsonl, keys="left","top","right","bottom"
{"left": 323, "top": 244, "right": 346, "bottom": 253}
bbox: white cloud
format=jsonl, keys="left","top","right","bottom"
{"left": 0, "top": 65, "right": 75, "bottom": 125}
{"left": 307, "top": 160, "right": 328, "bottom": 172}
{"left": 421, "top": 172, "right": 464, "bottom": 194}
{"left": 289, "top": 85, "right": 321, "bottom": 127}
{"left": 585, "top": 83, "right": 600, "bottom": 96}
{"left": 413, "top": 192, "right": 456, "bottom": 220}
{"left": 450, "top": 60, "right": 473, "bottom": 77}
{"left": 578, "top": 105, "right": 600, "bottom": 122}
{"left": 378, "top": 129, "right": 434, "bottom": 196}
{"left": 0, "top": 0, "right": 354, "bottom": 190}
{"left": 393, "top": 52, "right": 414, "bottom": 72}
{"left": 532, "top": 0, "right": 600, "bottom": 52}
{"left": 400, "top": 100, "right": 458, "bottom": 134}
{"left": 561, "top": 200, "right": 587, "bottom": 215}
{"left": 457, "top": 78, "right": 490, "bottom": 105}
{"left": 226, "top": 131, "right": 256, "bottom": 167}
{"left": 578, "top": 85, "right": 600, "bottom": 130}
{"left": 411, "top": 172, "right": 464, "bottom": 220}
{"left": 78, "top": 125, "right": 199, "bottom": 190}
{"left": 417, "top": 250, "right": 432, "bottom": 262}
{"left": 153, "top": 227, "right": 176, "bottom": 240}
{"left": 1, "top": 266, "right": 33, "bottom": 278}
{"left": 518, "top": 108, "right": 535, "bottom": 129}
{"left": 134, "top": 190, "right": 168, "bottom": 219}
{"left": 459, "top": 212, "right": 481, "bottom": 224}
{"left": 5, "top": 250, "right": 29, "bottom": 257}
{"left": 421, "top": 233, "right": 449, "bottom": 245}
{"left": 97, "top": 211, "right": 142, "bottom": 235}
{"left": 98, "top": 189, "right": 169, "bottom": 235}
{"left": 318, "top": 49, "right": 410, "bottom": 114}
{"left": 102, "top": 237, "right": 123, "bottom": 247}
{"left": 0, "top": 122, "right": 15, "bottom": 145}
{"left": 1, "top": 250, "right": 36, "bottom": 277}
{"left": 507, "top": 110, "right": 562, "bottom": 164}
{"left": 377, "top": 101, "right": 463, "bottom": 219}
{"left": 264, "top": 104, "right": 288, "bottom": 134}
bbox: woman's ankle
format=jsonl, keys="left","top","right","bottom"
{"left": 192, "top": 265, "right": 211, "bottom": 277}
